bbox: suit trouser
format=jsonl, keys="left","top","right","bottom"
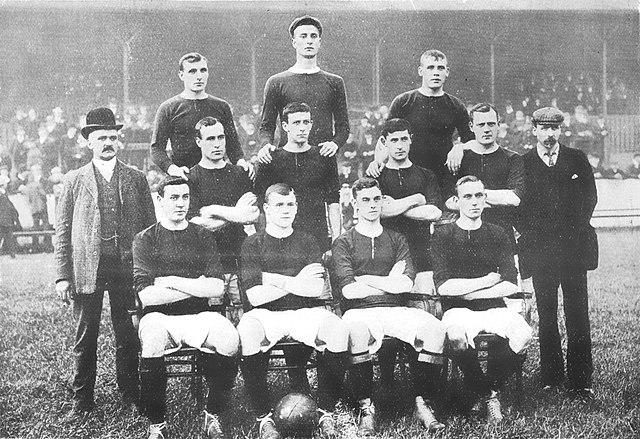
{"left": 0, "top": 226, "right": 16, "bottom": 256}
{"left": 71, "top": 256, "right": 139, "bottom": 406}
{"left": 532, "top": 264, "right": 592, "bottom": 389}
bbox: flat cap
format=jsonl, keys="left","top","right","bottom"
{"left": 532, "top": 107, "right": 564, "bottom": 126}
{"left": 289, "top": 15, "right": 323, "bottom": 37}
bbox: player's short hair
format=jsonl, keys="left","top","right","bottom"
{"left": 633, "top": 152, "right": 640, "bottom": 158}
{"left": 265, "top": 183, "right": 296, "bottom": 204}
{"left": 157, "top": 175, "right": 190, "bottom": 197}
{"left": 179, "top": 52, "right": 207, "bottom": 71}
{"left": 455, "top": 175, "right": 484, "bottom": 196}
{"left": 420, "top": 49, "right": 447, "bottom": 65}
{"left": 282, "top": 102, "right": 312, "bottom": 123}
{"left": 469, "top": 103, "right": 501, "bottom": 123}
{"left": 289, "top": 15, "right": 323, "bottom": 37}
{"left": 351, "top": 177, "right": 380, "bottom": 199}
{"left": 381, "top": 118, "right": 412, "bottom": 138}
{"left": 195, "top": 117, "right": 223, "bottom": 139}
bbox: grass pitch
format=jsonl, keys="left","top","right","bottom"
{"left": 1, "top": 228, "right": 639, "bottom": 438}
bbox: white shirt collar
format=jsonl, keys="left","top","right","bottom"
{"left": 92, "top": 157, "right": 117, "bottom": 181}
{"left": 536, "top": 143, "right": 559, "bottom": 166}
{"left": 288, "top": 66, "right": 321, "bottom": 74}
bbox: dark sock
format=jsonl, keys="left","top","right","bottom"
{"left": 139, "top": 357, "right": 167, "bottom": 424}
{"left": 349, "top": 358, "right": 373, "bottom": 402}
{"left": 284, "top": 344, "right": 313, "bottom": 394}
{"left": 377, "top": 341, "right": 398, "bottom": 389}
{"left": 317, "top": 350, "right": 348, "bottom": 410}
{"left": 456, "top": 348, "right": 491, "bottom": 397}
{"left": 202, "top": 353, "right": 238, "bottom": 414}
{"left": 240, "top": 353, "right": 271, "bottom": 416}
{"left": 411, "top": 357, "right": 443, "bottom": 403}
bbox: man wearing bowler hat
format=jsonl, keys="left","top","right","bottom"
{"left": 518, "top": 107, "right": 598, "bottom": 399}
{"left": 55, "top": 107, "right": 157, "bottom": 419}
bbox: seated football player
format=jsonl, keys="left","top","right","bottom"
{"left": 132, "top": 176, "right": 240, "bottom": 439}
{"left": 238, "top": 183, "right": 349, "bottom": 439}
{"left": 431, "top": 175, "right": 532, "bottom": 423}
{"left": 375, "top": 118, "right": 443, "bottom": 389}
{"left": 331, "top": 177, "right": 447, "bottom": 435}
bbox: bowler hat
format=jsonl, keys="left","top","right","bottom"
{"left": 81, "top": 107, "right": 123, "bottom": 139}
{"left": 532, "top": 107, "right": 564, "bottom": 126}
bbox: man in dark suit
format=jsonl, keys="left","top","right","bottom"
{"left": 55, "top": 107, "right": 157, "bottom": 418}
{"left": 518, "top": 107, "right": 598, "bottom": 399}
{"left": 0, "top": 175, "right": 20, "bottom": 258}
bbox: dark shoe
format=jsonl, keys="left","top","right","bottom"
{"left": 204, "top": 411, "right": 225, "bottom": 439}
{"left": 357, "top": 401, "right": 376, "bottom": 436}
{"left": 259, "top": 414, "right": 281, "bottom": 439}
{"left": 318, "top": 410, "right": 337, "bottom": 439}
{"left": 571, "top": 387, "right": 595, "bottom": 401}
{"left": 148, "top": 422, "right": 168, "bottom": 439}
{"left": 415, "top": 396, "right": 445, "bottom": 432}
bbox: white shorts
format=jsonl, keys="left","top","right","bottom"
{"left": 139, "top": 311, "right": 239, "bottom": 356}
{"left": 240, "top": 307, "right": 339, "bottom": 353}
{"left": 442, "top": 307, "right": 532, "bottom": 354}
{"left": 342, "top": 307, "right": 445, "bottom": 355}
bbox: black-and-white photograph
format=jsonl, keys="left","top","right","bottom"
{"left": 0, "top": 1, "right": 638, "bottom": 438}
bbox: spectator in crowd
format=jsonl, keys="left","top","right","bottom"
{"left": 627, "top": 153, "right": 640, "bottom": 178}
{"left": 0, "top": 175, "right": 21, "bottom": 258}
{"left": 237, "top": 114, "right": 261, "bottom": 163}
{"left": 587, "top": 152, "right": 606, "bottom": 179}
{"left": 22, "top": 164, "right": 53, "bottom": 252}
{"left": 603, "top": 160, "right": 627, "bottom": 180}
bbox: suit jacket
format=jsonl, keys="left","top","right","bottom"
{"left": 0, "top": 191, "right": 20, "bottom": 228}
{"left": 518, "top": 145, "right": 598, "bottom": 278}
{"left": 55, "top": 160, "right": 156, "bottom": 295}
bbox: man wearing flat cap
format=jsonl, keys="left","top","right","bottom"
{"left": 518, "top": 107, "right": 598, "bottom": 399}
{"left": 257, "top": 15, "right": 349, "bottom": 166}
{"left": 55, "top": 107, "right": 157, "bottom": 418}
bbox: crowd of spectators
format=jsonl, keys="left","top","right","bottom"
{"left": 0, "top": 85, "right": 637, "bottom": 256}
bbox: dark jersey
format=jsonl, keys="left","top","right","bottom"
{"left": 445, "top": 147, "right": 524, "bottom": 238}
{"left": 259, "top": 70, "right": 350, "bottom": 148}
{"left": 133, "top": 222, "right": 223, "bottom": 316}
{"left": 331, "top": 227, "right": 415, "bottom": 312}
{"left": 240, "top": 229, "right": 324, "bottom": 311}
{"left": 377, "top": 165, "right": 442, "bottom": 271}
{"left": 187, "top": 163, "right": 253, "bottom": 273}
{"left": 254, "top": 146, "right": 339, "bottom": 251}
{"left": 389, "top": 90, "right": 474, "bottom": 185}
{"left": 150, "top": 94, "right": 244, "bottom": 172}
{"left": 431, "top": 222, "right": 517, "bottom": 312}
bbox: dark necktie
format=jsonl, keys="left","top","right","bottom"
{"left": 545, "top": 151, "right": 556, "bottom": 167}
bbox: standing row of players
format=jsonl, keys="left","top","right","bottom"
{"left": 56, "top": 13, "right": 598, "bottom": 439}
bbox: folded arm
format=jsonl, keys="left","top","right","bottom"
{"left": 403, "top": 204, "right": 442, "bottom": 221}
{"left": 381, "top": 193, "right": 425, "bottom": 218}
{"left": 341, "top": 281, "right": 386, "bottom": 299}
{"left": 461, "top": 281, "right": 518, "bottom": 300}
{"left": 485, "top": 189, "right": 521, "bottom": 207}
{"left": 153, "top": 275, "right": 224, "bottom": 299}
{"left": 437, "top": 272, "right": 502, "bottom": 297}
{"left": 246, "top": 284, "right": 290, "bottom": 307}
{"left": 262, "top": 263, "right": 325, "bottom": 298}
{"left": 354, "top": 274, "right": 413, "bottom": 295}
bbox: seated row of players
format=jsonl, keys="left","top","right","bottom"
{"left": 132, "top": 171, "right": 531, "bottom": 439}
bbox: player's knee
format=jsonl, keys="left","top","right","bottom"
{"left": 317, "top": 316, "right": 349, "bottom": 352}
{"left": 237, "top": 316, "right": 266, "bottom": 356}
{"left": 445, "top": 325, "right": 468, "bottom": 354}
{"left": 347, "top": 321, "right": 370, "bottom": 353}
{"left": 139, "top": 313, "right": 171, "bottom": 358}
{"left": 204, "top": 318, "right": 240, "bottom": 357}
{"left": 415, "top": 320, "right": 446, "bottom": 352}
